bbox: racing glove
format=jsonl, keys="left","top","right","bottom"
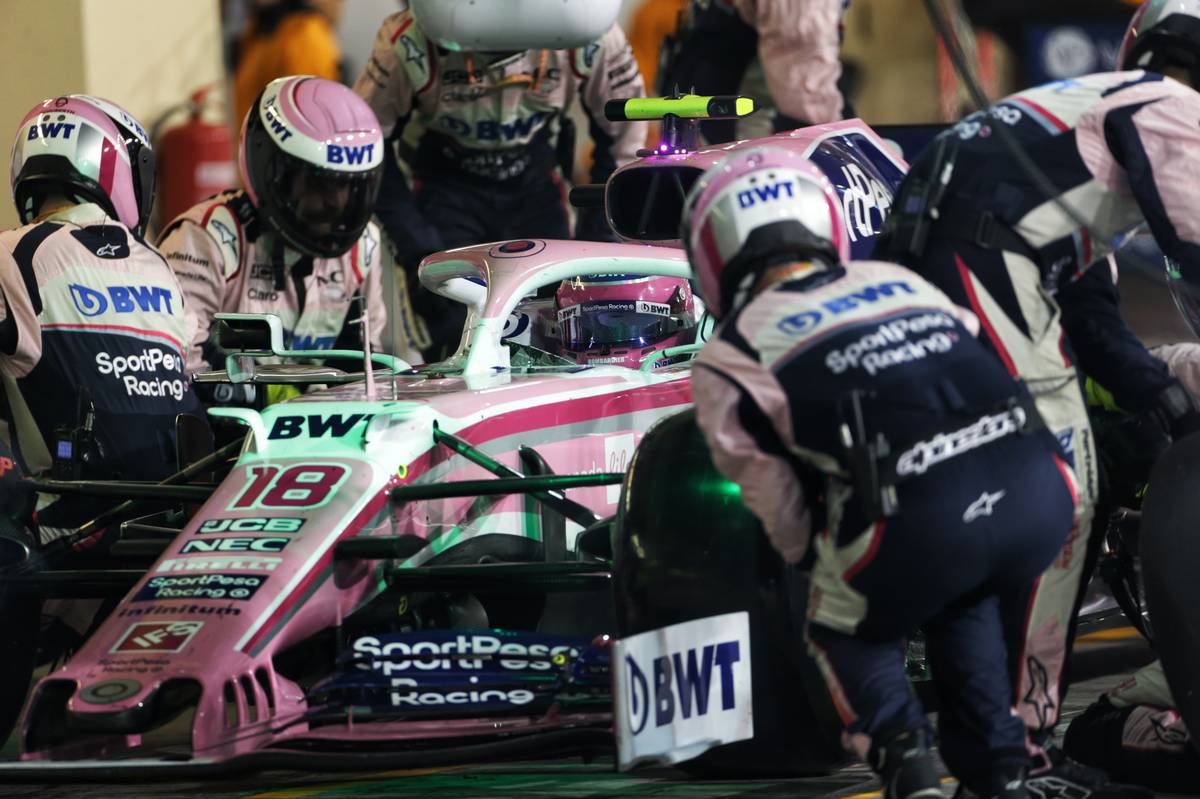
{"left": 1151, "top": 379, "right": 1200, "bottom": 440}
{"left": 1094, "top": 380, "right": 1200, "bottom": 505}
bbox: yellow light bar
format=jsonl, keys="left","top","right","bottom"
{"left": 604, "top": 95, "right": 757, "bottom": 122}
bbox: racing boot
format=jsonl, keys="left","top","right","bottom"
{"left": 1023, "top": 745, "right": 1152, "bottom": 799}
{"left": 870, "top": 728, "right": 944, "bottom": 799}
{"left": 979, "top": 763, "right": 1029, "bottom": 799}
{"left": 955, "top": 745, "right": 1152, "bottom": 799}
{"left": 949, "top": 752, "right": 1029, "bottom": 799}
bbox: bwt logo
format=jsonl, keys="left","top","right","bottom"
{"left": 736, "top": 180, "right": 794, "bottom": 209}
{"left": 777, "top": 310, "right": 822, "bottom": 335}
{"left": 777, "top": 281, "right": 915, "bottom": 335}
{"left": 440, "top": 111, "right": 551, "bottom": 142}
{"left": 262, "top": 100, "right": 292, "bottom": 142}
{"left": 327, "top": 142, "right": 376, "bottom": 165}
{"left": 69, "top": 284, "right": 175, "bottom": 318}
{"left": 268, "top": 413, "right": 374, "bottom": 439}
{"left": 286, "top": 332, "right": 337, "bottom": 350}
{"left": 27, "top": 121, "right": 76, "bottom": 140}
{"left": 625, "top": 641, "right": 742, "bottom": 735}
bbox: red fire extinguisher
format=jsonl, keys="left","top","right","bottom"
{"left": 151, "top": 85, "right": 236, "bottom": 235}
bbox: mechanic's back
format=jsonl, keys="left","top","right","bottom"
{"left": 897, "top": 69, "right": 1200, "bottom": 291}
{"left": 703, "top": 258, "right": 1028, "bottom": 486}
{"left": 686, "top": 148, "right": 1076, "bottom": 799}
{"left": 0, "top": 96, "right": 200, "bottom": 498}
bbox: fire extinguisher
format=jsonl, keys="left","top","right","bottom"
{"left": 151, "top": 85, "right": 236, "bottom": 236}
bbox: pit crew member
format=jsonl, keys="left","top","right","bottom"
{"left": 158, "top": 75, "right": 388, "bottom": 401}
{"left": 658, "top": 0, "right": 846, "bottom": 143}
{"left": 686, "top": 147, "right": 1076, "bottom": 799}
{"left": 0, "top": 94, "right": 203, "bottom": 540}
{"left": 873, "top": 3, "right": 1200, "bottom": 788}
{"left": 354, "top": 0, "right": 648, "bottom": 359}
{"left": 1061, "top": 332, "right": 1200, "bottom": 794}
{"left": 1058, "top": 256, "right": 1195, "bottom": 507}
{"left": 555, "top": 275, "right": 696, "bottom": 367}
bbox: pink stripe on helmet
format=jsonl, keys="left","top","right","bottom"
{"left": 823, "top": 184, "right": 851, "bottom": 263}
{"left": 696, "top": 219, "right": 725, "bottom": 309}
{"left": 97, "top": 140, "right": 116, "bottom": 194}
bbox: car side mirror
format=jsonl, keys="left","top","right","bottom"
{"left": 216, "top": 313, "right": 286, "bottom": 356}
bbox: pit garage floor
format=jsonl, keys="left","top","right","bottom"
{"left": 0, "top": 271, "right": 1195, "bottom": 798}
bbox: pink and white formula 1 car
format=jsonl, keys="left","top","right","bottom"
{"left": 0, "top": 240, "right": 694, "bottom": 777}
{"left": 0, "top": 97, "right": 916, "bottom": 780}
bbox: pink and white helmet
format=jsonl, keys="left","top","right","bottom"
{"left": 555, "top": 275, "right": 696, "bottom": 368}
{"left": 241, "top": 76, "right": 384, "bottom": 258}
{"left": 681, "top": 146, "right": 849, "bottom": 318}
{"left": 11, "top": 95, "right": 154, "bottom": 235}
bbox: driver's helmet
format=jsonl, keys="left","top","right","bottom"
{"left": 240, "top": 76, "right": 384, "bottom": 258}
{"left": 555, "top": 275, "right": 696, "bottom": 368}
{"left": 11, "top": 95, "right": 155, "bottom": 236}
{"left": 1118, "top": 0, "right": 1200, "bottom": 75}
{"left": 682, "top": 146, "right": 849, "bottom": 319}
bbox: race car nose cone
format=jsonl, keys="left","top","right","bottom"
{"left": 79, "top": 679, "right": 142, "bottom": 705}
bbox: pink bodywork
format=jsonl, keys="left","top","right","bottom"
{"left": 606, "top": 118, "right": 908, "bottom": 248}
{"left": 623, "top": 118, "right": 906, "bottom": 179}
{"left": 19, "top": 240, "right": 692, "bottom": 762}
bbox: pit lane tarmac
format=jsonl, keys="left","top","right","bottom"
{"left": 0, "top": 631, "right": 1185, "bottom": 799}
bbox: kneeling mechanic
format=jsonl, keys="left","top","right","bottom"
{"left": 685, "top": 147, "right": 1077, "bottom": 799}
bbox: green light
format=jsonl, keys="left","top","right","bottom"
{"left": 695, "top": 478, "right": 742, "bottom": 500}
{"left": 715, "top": 479, "right": 743, "bottom": 499}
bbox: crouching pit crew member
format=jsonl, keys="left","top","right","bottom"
{"left": 872, "top": 4, "right": 1200, "bottom": 791}
{"left": 0, "top": 94, "right": 203, "bottom": 544}
{"left": 685, "top": 147, "right": 1077, "bottom": 799}
{"left": 158, "top": 75, "right": 389, "bottom": 405}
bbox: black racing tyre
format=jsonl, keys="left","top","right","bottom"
{"left": 1139, "top": 431, "right": 1200, "bottom": 757}
{"left": 613, "top": 410, "right": 845, "bottom": 777}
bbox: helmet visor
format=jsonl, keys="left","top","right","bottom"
{"left": 559, "top": 301, "right": 688, "bottom": 350}
{"left": 265, "top": 155, "right": 382, "bottom": 257}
